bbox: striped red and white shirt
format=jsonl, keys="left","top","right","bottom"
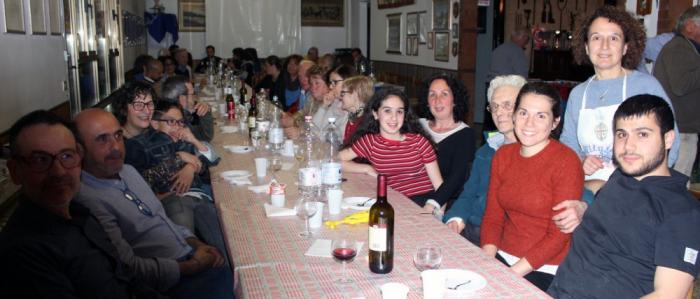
{"left": 351, "top": 133, "right": 437, "bottom": 197}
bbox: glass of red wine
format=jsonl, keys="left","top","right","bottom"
{"left": 331, "top": 238, "right": 358, "bottom": 283}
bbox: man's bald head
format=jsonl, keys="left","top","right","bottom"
{"left": 74, "top": 108, "right": 125, "bottom": 179}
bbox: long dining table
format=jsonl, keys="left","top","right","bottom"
{"left": 209, "top": 120, "right": 550, "bottom": 298}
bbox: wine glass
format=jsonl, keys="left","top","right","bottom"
{"left": 269, "top": 155, "right": 283, "bottom": 178}
{"left": 413, "top": 246, "right": 442, "bottom": 271}
{"left": 295, "top": 198, "right": 318, "bottom": 238}
{"left": 332, "top": 238, "right": 358, "bottom": 283}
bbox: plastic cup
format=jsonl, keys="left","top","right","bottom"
{"left": 308, "top": 202, "right": 325, "bottom": 228}
{"left": 421, "top": 269, "right": 446, "bottom": 299}
{"left": 380, "top": 282, "right": 409, "bottom": 299}
{"left": 327, "top": 189, "right": 343, "bottom": 215}
{"left": 254, "top": 158, "right": 268, "bottom": 178}
{"left": 271, "top": 194, "right": 285, "bottom": 208}
{"left": 218, "top": 103, "right": 227, "bottom": 117}
{"left": 283, "top": 139, "right": 295, "bottom": 157}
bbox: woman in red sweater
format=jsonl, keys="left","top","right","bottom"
{"left": 480, "top": 82, "right": 583, "bottom": 291}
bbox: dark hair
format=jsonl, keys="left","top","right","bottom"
{"left": 351, "top": 48, "right": 362, "bottom": 55}
{"left": 206, "top": 45, "right": 215, "bottom": 51}
{"left": 232, "top": 47, "right": 245, "bottom": 58}
{"left": 329, "top": 64, "right": 358, "bottom": 81}
{"left": 514, "top": 82, "right": 564, "bottom": 139}
{"left": 159, "top": 55, "right": 175, "bottom": 66}
{"left": 613, "top": 94, "right": 675, "bottom": 135}
{"left": 265, "top": 55, "right": 282, "bottom": 70}
{"left": 287, "top": 54, "right": 303, "bottom": 66}
{"left": 572, "top": 5, "right": 646, "bottom": 69}
{"left": 112, "top": 81, "right": 156, "bottom": 125}
{"left": 133, "top": 54, "right": 154, "bottom": 74}
{"left": 418, "top": 72, "right": 469, "bottom": 122}
{"left": 244, "top": 48, "right": 259, "bottom": 61}
{"left": 169, "top": 44, "right": 180, "bottom": 53}
{"left": 161, "top": 75, "right": 189, "bottom": 102}
{"left": 9, "top": 110, "right": 70, "bottom": 156}
{"left": 343, "top": 87, "right": 431, "bottom": 149}
{"left": 153, "top": 100, "right": 184, "bottom": 119}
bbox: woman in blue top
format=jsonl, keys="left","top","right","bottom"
{"left": 560, "top": 6, "right": 680, "bottom": 198}
{"left": 442, "top": 75, "right": 525, "bottom": 245}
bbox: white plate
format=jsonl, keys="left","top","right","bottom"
{"left": 223, "top": 145, "right": 252, "bottom": 153}
{"left": 442, "top": 269, "right": 487, "bottom": 293}
{"left": 342, "top": 197, "right": 376, "bottom": 210}
{"left": 219, "top": 170, "right": 251, "bottom": 179}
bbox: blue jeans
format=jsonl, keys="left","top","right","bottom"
{"left": 162, "top": 194, "right": 230, "bottom": 267}
{"left": 166, "top": 265, "right": 233, "bottom": 299}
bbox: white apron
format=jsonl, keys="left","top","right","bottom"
{"left": 577, "top": 71, "right": 627, "bottom": 181}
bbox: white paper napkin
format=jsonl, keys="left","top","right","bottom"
{"left": 264, "top": 203, "right": 297, "bottom": 217}
{"left": 304, "top": 239, "right": 364, "bottom": 258}
{"left": 226, "top": 177, "right": 252, "bottom": 185}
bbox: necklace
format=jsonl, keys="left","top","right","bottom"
{"left": 598, "top": 88, "right": 609, "bottom": 101}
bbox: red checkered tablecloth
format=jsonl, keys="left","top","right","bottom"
{"left": 211, "top": 131, "right": 550, "bottom": 299}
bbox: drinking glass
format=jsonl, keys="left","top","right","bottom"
{"left": 269, "top": 155, "right": 283, "bottom": 178}
{"left": 413, "top": 246, "right": 442, "bottom": 271}
{"left": 250, "top": 130, "right": 262, "bottom": 150}
{"left": 295, "top": 198, "right": 318, "bottom": 238}
{"left": 332, "top": 238, "right": 358, "bottom": 283}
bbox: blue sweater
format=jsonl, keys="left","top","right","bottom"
{"left": 443, "top": 132, "right": 502, "bottom": 226}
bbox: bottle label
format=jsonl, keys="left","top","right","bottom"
{"left": 298, "top": 167, "right": 321, "bottom": 187}
{"left": 321, "top": 162, "right": 342, "bottom": 185}
{"left": 269, "top": 128, "right": 284, "bottom": 144}
{"left": 248, "top": 116, "right": 256, "bottom": 129}
{"left": 369, "top": 225, "right": 387, "bottom": 252}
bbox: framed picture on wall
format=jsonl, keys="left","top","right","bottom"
{"left": 3, "top": 0, "right": 25, "bottom": 33}
{"left": 29, "top": 0, "right": 46, "bottom": 35}
{"left": 178, "top": 0, "right": 205, "bottom": 32}
{"left": 412, "top": 36, "right": 419, "bottom": 55}
{"left": 386, "top": 13, "right": 402, "bottom": 54}
{"left": 378, "top": 0, "right": 415, "bottom": 10}
{"left": 427, "top": 31, "right": 434, "bottom": 49}
{"left": 301, "top": 0, "right": 343, "bottom": 27}
{"left": 434, "top": 31, "right": 449, "bottom": 61}
{"left": 636, "top": 0, "right": 652, "bottom": 16}
{"left": 433, "top": 0, "right": 450, "bottom": 31}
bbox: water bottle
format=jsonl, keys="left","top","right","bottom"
{"left": 298, "top": 116, "right": 321, "bottom": 199}
{"left": 268, "top": 112, "right": 284, "bottom": 151}
{"left": 321, "top": 118, "right": 342, "bottom": 196}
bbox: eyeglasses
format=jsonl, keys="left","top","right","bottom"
{"left": 123, "top": 191, "right": 154, "bottom": 217}
{"left": 152, "top": 118, "right": 186, "bottom": 127}
{"left": 486, "top": 102, "right": 515, "bottom": 113}
{"left": 130, "top": 101, "right": 155, "bottom": 111}
{"left": 330, "top": 79, "right": 344, "bottom": 86}
{"left": 340, "top": 90, "right": 351, "bottom": 97}
{"left": 13, "top": 149, "right": 80, "bottom": 172}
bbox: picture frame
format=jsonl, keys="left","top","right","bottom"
{"left": 386, "top": 13, "right": 402, "bottom": 54}
{"left": 406, "top": 12, "right": 418, "bottom": 35}
{"left": 405, "top": 35, "right": 419, "bottom": 56}
{"left": 178, "top": 0, "right": 205, "bottom": 32}
{"left": 434, "top": 31, "right": 449, "bottom": 61}
{"left": 378, "top": 0, "right": 415, "bottom": 10}
{"left": 432, "top": 0, "right": 450, "bottom": 31}
{"left": 29, "top": 0, "right": 46, "bottom": 35}
{"left": 412, "top": 36, "right": 419, "bottom": 55}
{"left": 636, "top": 0, "right": 652, "bottom": 16}
{"left": 3, "top": 0, "right": 25, "bottom": 33}
{"left": 427, "top": 31, "right": 434, "bottom": 49}
{"left": 49, "top": 0, "right": 62, "bottom": 35}
{"left": 418, "top": 11, "right": 427, "bottom": 44}
{"left": 301, "top": 0, "right": 343, "bottom": 27}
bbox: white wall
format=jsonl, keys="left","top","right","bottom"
{"left": 370, "top": 1, "right": 458, "bottom": 70}
{"left": 151, "top": 0, "right": 354, "bottom": 59}
{"left": 625, "top": 0, "right": 659, "bottom": 37}
{"left": 0, "top": 0, "right": 68, "bottom": 132}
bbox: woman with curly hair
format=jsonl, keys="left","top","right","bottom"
{"left": 339, "top": 88, "right": 443, "bottom": 200}
{"left": 412, "top": 73, "right": 476, "bottom": 213}
{"left": 560, "top": 5, "right": 679, "bottom": 200}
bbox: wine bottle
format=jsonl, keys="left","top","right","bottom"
{"left": 368, "top": 174, "right": 394, "bottom": 274}
{"left": 247, "top": 94, "right": 258, "bottom": 138}
{"left": 225, "top": 87, "right": 235, "bottom": 120}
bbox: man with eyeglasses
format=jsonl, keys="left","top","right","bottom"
{"left": 73, "top": 108, "right": 233, "bottom": 299}
{"left": 0, "top": 110, "right": 165, "bottom": 298}
{"left": 162, "top": 75, "right": 214, "bottom": 142}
